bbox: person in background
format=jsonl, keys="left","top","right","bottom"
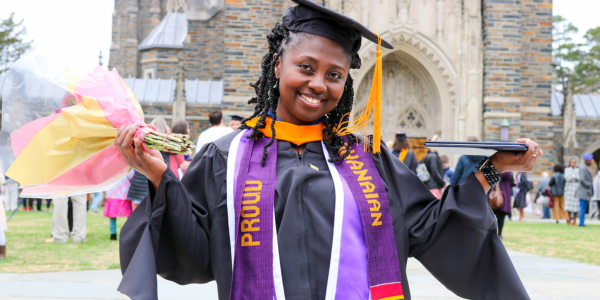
{"left": 422, "top": 135, "right": 446, "bottom": 198}
{"left": 548, "top": 164, "right": 569, "bottom": 223}
{"left": 128, "top": 170, "right": 148, "bottom": 211}
{"left": 513, "top": 172, "right": 531, "bottom": 222}
{"left": 151, "top": 117, "right": 170, "bottom": 135}
{"left": 575, "top": 153, "right": 594, "bottom": 227}
{"left": 90, "top": 192, "right": 103, "bottom": 213}
{"left": 451, "top": 136, "right": 487, "bottom": 185}
{"left": 494, "top": 171, "right": 514, "bottom": 239}
{"left": 170, "top": 120, "right": 192, "bottom": 179}
{"left": 385, "top": 140, "right": 394, "bottom": 150}
{"left": 3, "top": 176, "right": 19, "bottom": 212}
{"left": 590, "top": 169, "right": 600, "bottom": 220}
{"left": 195, "top": 109, "right": 233, "bottom": 154}
{"left": 228, "top": 114, "right": 244, "bottom": 131}
{"left": 0, "top": 173, "right": 7, "bottom": 259}
{"left": 440, "top": 154, "right": 454, "bottom": 186}
{"left": 151, "top": 117, "right": 185, "bottom": 180}
{"left": 564, "top": 158, "right": 580, "bottom": 225}
{"left": 390, "top": 133, "right": 418, "bottom": 173}
{"left": 537, "top": 172, "right": 551, "bottom": 219}
{"left": 104, "top": 170, "right": 134, "bottom": 240}
{"left": 23, "top": 198, "right": 43, "bottom": 211}
{"left": 46, "top": 195, "right": 87, "bottom": 243}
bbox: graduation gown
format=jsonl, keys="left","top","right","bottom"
{"left": 118, "top": 130, "right": 529, "bottom": 300}
{"left": 390, "top": 149, "right": 418, "bottom": 174}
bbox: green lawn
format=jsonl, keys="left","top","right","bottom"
{"left": 1, "top": 208, "right": 124, "bottom": 273}
{"left": 502, "top": 221, "right": 600, "bottom": 266}
{"left": 1, "top": 209, "right": 599, "bottom": 273}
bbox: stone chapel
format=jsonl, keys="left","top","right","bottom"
{"left": 108, "top": 0, "right": 567, "bottom": 175}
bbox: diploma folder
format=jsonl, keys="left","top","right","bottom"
{"left": 424, "top": 141, "right": 528, "bottom": 156}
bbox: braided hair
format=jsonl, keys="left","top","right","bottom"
{"left": 241, "top": 23, "right": 362, "bottom": 165}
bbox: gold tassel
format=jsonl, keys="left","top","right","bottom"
{"left": 336, "top": 34, "right": 383, "bottom": 154}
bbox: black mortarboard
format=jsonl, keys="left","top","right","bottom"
{"left": 229, "top": 114, "right": 244, "bottom": 121}
{"left": 283, "top": 0, "right": 394, "bottom": 55}
{"left": 395, "top": 133, "right": 408, "bottom": 142}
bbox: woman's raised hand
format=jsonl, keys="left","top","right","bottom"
{"left": 490, "top": 138, "right": 543, "bottom": 174}
{"left": 114, "top": 124, "right": 167, "bottom": 189}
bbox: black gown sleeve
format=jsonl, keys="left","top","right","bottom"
{"left": 118, "top": 143, "right": 226, "bottom": 300}
{"left": 372, "top": 145, "right": 530, "bottom": 300}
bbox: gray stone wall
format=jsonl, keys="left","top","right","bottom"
{"left": 184, "top": 11, "right": 226, "bottom": 80}
{"left": 140, "top": 48, "right": 180, "bottom": 79}
{"left": 482, "top": 0, "right": 554, "bottom": 175}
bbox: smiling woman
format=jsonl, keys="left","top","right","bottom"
{"left": 115, "top": 1, "right": 542, "bottom": 299}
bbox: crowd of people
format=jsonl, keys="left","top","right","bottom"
{"left": 0, "top": 110, "right": 241, "bottom": 259}
{"left": 0, "top": 107, "right": 596, "bottom": 258}
{"left": 386, "top": 132, "right": 599, "bottom": 237}
{"left": 0, "top": 110, "right": 597, "bottom": 259}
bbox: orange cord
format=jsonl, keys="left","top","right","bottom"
{"left": 335, "top": 34, "right": 383, "bottom": 154}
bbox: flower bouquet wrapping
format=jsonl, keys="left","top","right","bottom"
{"left": 0, "top": 55, "right": 192, "bottom": 198}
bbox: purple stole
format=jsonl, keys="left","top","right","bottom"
{"left": 227, "top": 130, "right": 403, "bottom": 300}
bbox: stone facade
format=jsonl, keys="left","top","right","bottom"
{"left": 108, "top": 0, "right": 571, "bottom": 176}
{"left": 482, "top": 0, "right": 554, "bottom": 174}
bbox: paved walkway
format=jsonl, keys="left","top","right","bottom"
{"left": 0, "top": 250, "right": 599, "bottom": 300}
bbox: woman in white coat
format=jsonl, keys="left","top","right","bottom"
{"left": 564, "top": 158, "right": 580, "bottom": 225}
{"left": 590, "top": 170, "right": 600, "bottom": 220}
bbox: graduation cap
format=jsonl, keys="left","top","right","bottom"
{"left": 284, "top": 0, "right": 393, "bottom": 55}
{"left": 395, "top": 133, "right": 408, "bottom": 142}
{"left": 229, "top": 114, "right": 244, "bottom": 122}
{"left": 284, "top": 0, "right": 393, "bottom": 153}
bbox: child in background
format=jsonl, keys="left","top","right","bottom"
{"left": 104, "top": 170, "right": 134, "bottom": 240}
{"left": 170, "top": 120, "right": 192, "bottom": 179}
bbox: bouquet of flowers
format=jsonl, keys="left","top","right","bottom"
{"left": 0, "top": 54, "right": 192, "bottom": 198}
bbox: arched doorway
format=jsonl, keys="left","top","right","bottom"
{"left": 354, "top": 53, "right": 441, "bottom": 143}
{"left": 351, "top": 30, "right": 460, "bottom": 160}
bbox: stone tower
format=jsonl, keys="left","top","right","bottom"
{"left": 481, "top": 0, "right": 554, "bottom": 173}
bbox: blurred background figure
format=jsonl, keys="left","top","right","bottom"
{"left": 228, "top": 114, "right": 244, "bottom": 131}
{"left": 575, "top": 153, "right": 594, "bottom": 226}
{"left": 439, "top": 154, "right": 454, "bottom": 186}
{"left": 3, "top": 176, "right": 19, "bottom": 212}
{"left": 46, "top": 195, "right": 87, "bottom": 243}
{"left": 494, "top": 171, "right": 514, "bottom": 239}
{"left": 151, "top": 116, "right": 171, "bottom": 135}
{"left": 390, "top": 133, "right": 417, "bottom": 173}
{"left": 23, "top": 198, "right": 44, "bottom": 212}
{"left": 422, "top": 135, "right": 445, "bottom": 198}
{"left": 171, "top": 120, "right": 192, "bottom": 179}
{"left": 128, "top": 171, "right": 148, "bottom": 211}
{"left": 196, "top": 109, "right": 233, "bottom": 155}
{"left": 564, "top": 158, "right": 580, "bottom": 225}
{"left": 514, "top": 172, "right": 532, "bottom": 222}
{"left": 0, "top": 173, "right": 7, "bottom": 259}
{"left": 537, "top": 172, "right": 551, "bottom": 219}
{"left": 549, "top": 164, "right": 569, "bottom": 223}
{"left": 451, "top": 136, "right": 487, "bottom": 185}
{"left": 591, "top": 169, "right": 600, "bottom": 220}
{"left": 150, "top": 117, "right": 187, "bottom": 181}
{"left": 104, "top": 170, "right": 134, "bottom": 240}
{"left": 90, "top": 192, "right": 103, "bottom": 213}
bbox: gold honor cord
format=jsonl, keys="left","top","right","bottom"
{"left": 335, "top": 34, "right": 383, "bottom": 154}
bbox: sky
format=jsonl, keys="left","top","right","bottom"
{"left": 0, "top": 0, "right": 598, "bottom": 71}
{"left": 0, "top": 0, "right": 114, "bottom": 71}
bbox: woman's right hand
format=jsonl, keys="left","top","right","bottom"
{"left": 115, "top": 124, "right": 167, "bottom": 190}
